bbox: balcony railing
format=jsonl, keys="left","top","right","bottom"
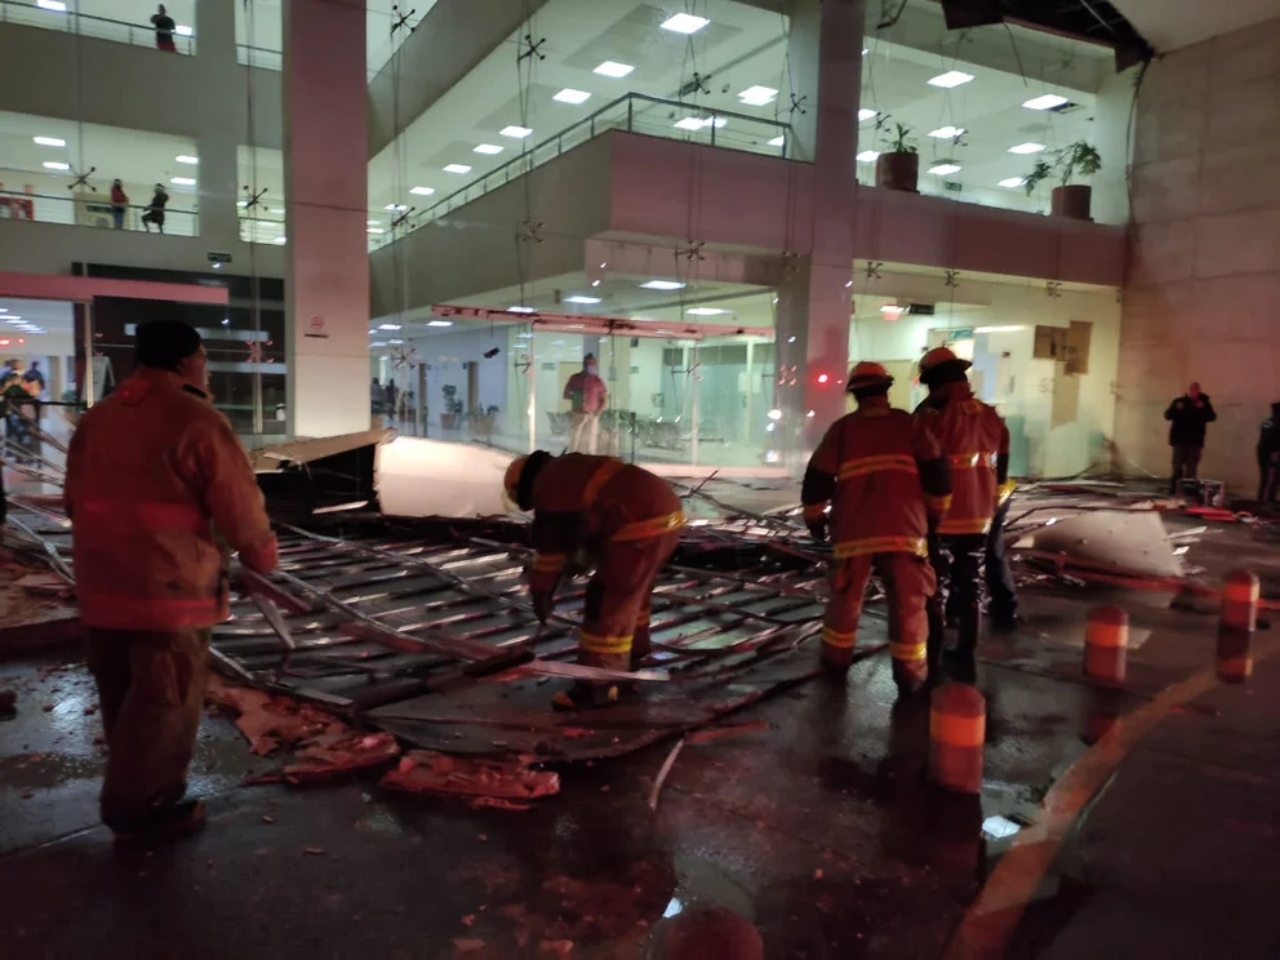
{"left": 239, "top": 214, "right": 286, "bottom": 245}
{"left": 371, "top": 93, "right": 791, "bottom": 250}
{"left": 0, "top": 189, "right": 197, "bottom": 236}
{"left": 0, "top": 0, "right": 196, "bottom": 53}
{"left": 237, "top": 42, "right": 281, "bottom": 71}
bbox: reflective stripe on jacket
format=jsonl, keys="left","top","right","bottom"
{"left": 801, "top": 398, "right": 950, "bottom": 558}
{"left": 65, "top": 369, "right": 276, "bottom": 630}
{"left": 527, "top": 454, "right": 683, "bottom": 591}
{"left": 917, "top": 383, "right": 1010, "bottom": 536}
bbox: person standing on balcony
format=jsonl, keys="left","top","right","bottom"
{"left": 141, "top": 183, "right": 168, "bottom": 234}
{"left": 563, "top": 353, "right": 607, "bottom": 454}
{"left": 1164, "top": 382, "right": 1216, "bottom": 496}
{"left": 110, "top": 180, "right": 129, "bottom": 230}
{"left": 151, "top": 4, "right": 177, "bottom": 52}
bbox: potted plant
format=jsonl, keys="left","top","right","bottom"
{"left": 467, "top": 404, "right": 498, "bottom": 441}
{"left": 875, "top": 121, "right": 919, "bottom": 193}
{"left": 1023, "top": 141, "right": 1102, "bottom": 221}
{"left": 59, "top": 388, "right": 81, "bottom": 428}
{"left": 440, "top": 384, "right": 463, "bottom": 430}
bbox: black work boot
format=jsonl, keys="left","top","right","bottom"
{"left": 951, "top": 605, "right": 981, "bottom": 684}
{"left": 552, "top": 682, "right": 620, "bottom": 712}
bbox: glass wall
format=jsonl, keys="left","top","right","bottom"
{"left": 1, "top": 0, "right": 196, "bottom": 54}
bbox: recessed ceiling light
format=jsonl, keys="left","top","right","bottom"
{"left": 42, "top": 161, "right": 70, "bottom": 171}
{"left": 1023, "top": 93, "right": 1069, "bottom": 111}
{"left": 553, "top": 88, "right": 591, "bottom": 105}
{"left": 738, "top": 85, "right": 778, "bottom": 107}
{"left": 367, "top": 227, "right": 385, "bottom": 234}
{"left": 856, "top": 150, "right": 880, "bottom": 162}
{"left": 998, "top": 177, "right": 1026, "bottom": 188}
{"left": 427, "top": 320, "right": 453, "bottom": 327}
{"left": 409, "top": 185, "right": 436, "bottom": 195}
{"left": 272, "top": 236, "right": 286, "bottom": 244}
{"left": 594, "top": 60, "right": 634, "bottom": 78}
{"left": 928, "top": 163, "right": 962, "bottom": 176}
{"left": 507, "top": 306, "right": 536, "bottom": 314}
{"left": 858, "top": 109, "right": 877, "bottom": 122}
{"left": 686, "top": 307, "right": 727, "bottom": 316}
{"left": 175, "top": 154, "right": 198, "bottom": 164}
{"left": 674, "top": 116, "right": 726, "bottom": 131}
{"left": 379, "top": 323, "right": 402, "bottom": 331}
{"left": 473, "top": 143, "right": 503, "bottom": 155}
{"left": 175, "top": 24, "right": 193, "bottom": 36}
{"left": 170, "top": 176, "right": 196, "bottom": 185}
{"left": 36, "top": 0, "right": 66, "bottom": 11}
{"left": 500, "top": 125, "right": 533, "bottom": 139}
{"left": 33, "top": 136, "right": 65, "bottom": 147}
{"left": 1008, "top": 142, "right": 1045, "bottom": 155}
{"left": 565, "top": 295, "right": 601, "bottom": 305}
{"left": 385, "top": 203, "right": 407, "bottom": 212}
{"left": 443, "top": 163, "right": 472, "bottom": 174}
{"left": 270, "top": 207, "right": 285, "bottom": 214}
{"left": 661, "top": 12, "right": 709, "bottom": 34}
{"left": 641, "top": 280, "right": 685, "bottom": 291}
{"left": 767, "top": 135, "right": 785, "bottom": 147}
{"left": 928, "top": 70, "right": 974, "bottom": 89}
{"left": 928, "top": 125, "right": 965, "bottom": 139}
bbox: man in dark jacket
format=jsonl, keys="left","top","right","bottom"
{"left": 1164, "top": 383, "right": 1216, "bottom": 495}
{"left": 1257, "top": 402, "right": 1280, "bottom": 503}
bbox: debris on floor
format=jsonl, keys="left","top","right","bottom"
{"left": 380, "top": 750, "right": 560, "bottom": 807}
{"left": 277, "top": 731, "right": 401, "bottom": 784}
{"left": 206, "top": 674, "right": 340, "bottom": 755}
{"left": 0, "top": 689, "right": 16, "bottom": 719}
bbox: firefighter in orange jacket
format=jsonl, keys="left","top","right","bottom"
{"left": 916, "top": 346, "right": 1011, "bottom": 683}
{"left": 65, "top": 320, "right": 278, "bottom": 840}
{"left": 801, "top": 362, "right": 952, "bottom": 694}
{"left": 504, "top": 451, "right": 684, "bottom": 710}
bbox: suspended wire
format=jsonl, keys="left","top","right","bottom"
{"left": 242, "top": 0, "right": 264, "bottom": 438}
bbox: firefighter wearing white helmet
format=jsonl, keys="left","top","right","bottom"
{"left": 800, "top": 361, "right": 952, "bottom": 695}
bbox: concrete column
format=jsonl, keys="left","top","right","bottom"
{"left": 283, "top": 0, "right": 370, "bottom": 438}
{"left": 775, "top": 0, "right": 862, "bottom": 465}
{"left": 195, "top": 0, "right": 241, "bottom": 248}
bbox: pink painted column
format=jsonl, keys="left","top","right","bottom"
{"left": 282, "top": 0, "right": 370, "bottom": 438}
{"left": 774, "top": 0, "right": 862, "bottom": 467}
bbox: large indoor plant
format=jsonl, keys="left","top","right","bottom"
{"left": 440, "top": 384, "right": 463, "bottom": 430}
{"left": 1023, "top": 141, "right": 1102, "bottom": 220}
{"left": 875, "top": 121, "right": 919, "bottom": 193}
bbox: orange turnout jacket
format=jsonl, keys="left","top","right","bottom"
{"left": 915, "top": 382, "right": 1010, "bottom": 536}
{"left": 65, "top": 368, "right": 277, "bottom": 630}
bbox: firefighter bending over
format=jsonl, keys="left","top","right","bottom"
{"left": 801, "top": 362, "right": 952, "bottom": 695}
{"left": 65, "top": 320, "right": 278, "bottom": 841}
{"left": 504, "top": 452, "right": 684, "bottom": 710}
{"left": 916, "top": 346, "right": 1011, "bottom": 684}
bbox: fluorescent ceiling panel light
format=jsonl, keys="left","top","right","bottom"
{"left": 272, "top": 236, "right": 286, "bottom": 244}
{"left": 998, "top": 176, "right": 1026, "bottom": 188}
{"left": 1023, "top": 93, "right": 1069, "bottom": 111}
{"left": 975, "top": 325, "right": 1028, "bottom": 333}
{"left": 170, "top": 176, "right": 196, "bottom": 185}
{"left": 473, "top": 143, "right": 503, "bottom": 155}
{"left": 507, "top": 306, "right": 536, "bottom": 314}
{"left": 928, "top": 163, "right": 962, "bottom": 176}
{"left": 36, "top": 0, "right": 66, "bottom": 11}
{"left": 409, "top": 185, "right": 435, "bottom": 195}
{"left": 553, "top": 88, "right": 591, "bottom": 105}
{"left": 33, "top": 136, "right": 65, "bottom": 147}
{"left": 42, "top": 161, "right": 70, "bottom": 171}
{"left": 564, "top": 296, "right": 601, "bottom": 305}
{"left": 175, "top": 24, "right": 193, "bottom": 36}
{"left": 674, "top": 117, "right": 706, "bottom": 131}
{"left": 856, "top": 150, "right": 880, "bottom": 162}
{"left": 767, "top": 135, "right": 785, "bottom": 147}
{"left": 594, "top": 60, "right": 634, "bottom": 78}
{"left": 641, "top": 280, "right": 685, "bottom": 291}
{"left": 367, "top": 227, "right": 385, "bottom": 234}
{"left": 1008, "top": 142, "right": 1045, "bottom": 154}
{"left": 370, "top": 340, "right": 387, "bottom": 347}
{"left": 928, "top": 70, "right": 973, "bottom": 89}
{"left": 385, "top": 203, "right": 407, "bottom": 211}
{"left": 686, "top": 307, "right": 726, "bottom": 316}
{"left": 379, "top": 323, "right": 402, "bottom": 331}
{"left": 367, "top": 219, "right": 380, "bottom": 226}
{"left": 427, "top": 320, "right": 453, "bottom": 327}
{"left": 443, "top": 163, "right": 472, "bottom": 174}
{"left": 737, "top": 85, "right": 777, "bottom": 107}
{"left": 175, "top": 154, "right": 198, "bottom": 164}
{"left": 928, "top": 125, "right": 965, "bottom": 139}
{"left": 661, "top": 12, "right": 709, "bottom": 33}
{"left": 500, "top": 125, "right": 533, "bottom": 139}
{"left": 858, "top": 108, "right": 878, "bottom": 122}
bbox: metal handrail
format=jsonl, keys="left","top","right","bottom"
{"left": 386, "top": 92, "right": 791, "bottom": 242}
{"left": 0, "top": 188, "right": 197, "bottom": 218}
{"left": 0, "top": 0, "right": 196, "bottom": 52}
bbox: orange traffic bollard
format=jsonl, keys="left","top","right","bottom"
{"left": 929, "top": 682, "right": 986, "bottom": 794}
{"left": 1217, "top": 569, "right": 1259, "bottom": 683}
{"left": 1084, "top": 605, "right": 1128, "bottom": 682}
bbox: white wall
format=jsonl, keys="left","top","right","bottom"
{"left": 410, "top": 324, "right": 512, "bottom": 428}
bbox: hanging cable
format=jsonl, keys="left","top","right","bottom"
{"left": 242, "top": 0, "right": 265, "bottom": 438}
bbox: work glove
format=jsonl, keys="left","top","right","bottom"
{"left": 531, "top": 589, "right": 554, "bottom": 624}
{"left": 807, "top": 518, "right": 828, "bottom": 543}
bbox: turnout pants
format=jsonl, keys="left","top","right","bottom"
{"left": 821, "top": 552, "right": 936, "bottom": 688}
{"left": 928, "top": 534, "right": 987, "bottom": 674}
{"left": 1170, "top": 444, "right": 1202, "bottom": 495}
{"left": 985, "top": 499, "right": 1018, "bottom": 621}
{"left": 580, "top": 530, "right": 680, "bottom": 677}
{"left": 567, "top": 412, "right": 600, "bottom": 454}
{"left": 85, "top": 627, "right": 211, "bottom": 830}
